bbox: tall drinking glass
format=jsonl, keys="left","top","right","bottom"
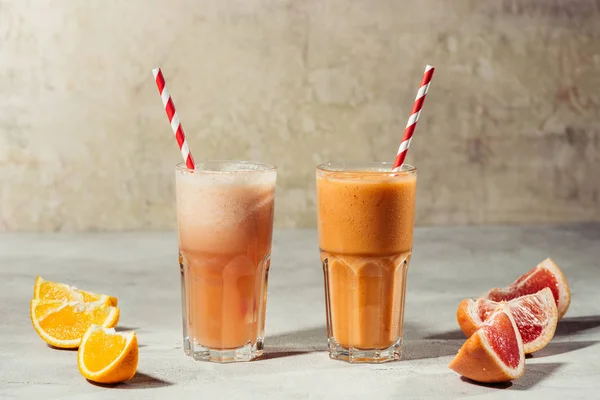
{"left": 316, "top": 162, "right": 417, "bottom": 363}
{"left": 176, "top": 161, "right": 276, "bottom": 362}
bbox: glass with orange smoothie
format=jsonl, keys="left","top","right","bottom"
{"left": 317, "top": 162, "right": 416, "bottom": 363}
{"left": 175, "top": 161, "right": 276, "bottom": 362}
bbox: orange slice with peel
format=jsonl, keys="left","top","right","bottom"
{"left": 449, "top": 305, "right": 525, "bottom": 383}
{"left": 78, "top": 325, "right": 138, "bottom": 384}
{"left": 457, "top": 287, "right": 558, "bottom": 354}
{"left": 487, "top": 258, "right": 570, "bottom": 319}
{"left": 34, "top": 276, "right": 118, "bottom": 306}
{"left": 30, "top": 299, "right": 119, "bottom": 348}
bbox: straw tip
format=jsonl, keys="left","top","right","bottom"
{"left": 425, "top": 65, "right": 435, "bottom": 71}
{"left": 152, "top": 67, "right": 161, "bottom": 77}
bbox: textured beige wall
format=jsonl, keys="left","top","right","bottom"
{"left": 1, "top": 0, "right": 599, "bottom": 231}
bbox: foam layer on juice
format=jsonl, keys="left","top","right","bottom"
{"left": 176, "top": 169, "right": 276, "bottom": 254}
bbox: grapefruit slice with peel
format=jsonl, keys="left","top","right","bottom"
{"left": 449, "top": 305, "right": 525, "bottom": 383}
{"left": 457, "top": 287, "right": 558, "bottom": 354}
{"left": 487, "top": 258, "right": 570, "bottom": 319}
{"left": 34, "top": 276, "right": 118, "bottom": 307}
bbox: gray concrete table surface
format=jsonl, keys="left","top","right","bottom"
{"left": 1, "top": 225, "right": 599, "bottom": 399}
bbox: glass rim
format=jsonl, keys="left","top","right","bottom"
{"left": 176, "top": 160, "right": 277, "bottom": 174}
{"left": 316, "top": 161, "right": 416, "bottom": 176}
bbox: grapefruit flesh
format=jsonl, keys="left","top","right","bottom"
{"left": 449, "top": 306, "right": 525, "bottom": 383}
{"left": 485, "top": 311, "right": 521, "bottom": 369}
{"left": 487, "top": 258, "right": 570, "bottom": 319}
{"left": 457, "top": 288, "right": 558, "bottom": 354}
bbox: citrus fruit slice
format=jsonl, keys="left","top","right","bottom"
{"left": 486, "top": 258, "right": 570, "bottom": 319}
{"left": 449, "top": 305, "right": 525, "bottom": 383}
{"left": 457, "top": 287, "right": 558, "bottom": 354}
{"left": 78, "top": 325, "right": 138, "bottom": 384}
{"left": 30, "top": 299, "right": 120, "bottom": 348}
{"left": 34, "top": 276, "right": 118, "bottom": 306}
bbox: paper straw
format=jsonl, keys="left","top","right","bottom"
{"left": 152, "top": 68, "right": 195, "bottom": 170}
{"left": 392, "top": 65, "right": 435, "bottom": 171}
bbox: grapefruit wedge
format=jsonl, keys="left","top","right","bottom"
{"left": 487, "top": 258, "right": 570, "bottom": 319}
{"left": 457, "top": 288, "right": 558, "bottom": 354}
{"left": 449, "top": 305, "right": 525, "bottom": 383}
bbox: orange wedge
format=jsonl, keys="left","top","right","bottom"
{"left": 78, "top": 325, "right": 138, "bottom": 384}
{"left": 30, "top": 299, "right": 120, "bottom": 348}
{"left": 34, "top": 276, "right": 118, "bottom": 306}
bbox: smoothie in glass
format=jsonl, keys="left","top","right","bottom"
{"left": 176, "top": 161, "right": 276, "bottom": 362}
{"left": 317, "top": 162, "right": 416, "bottom": 363}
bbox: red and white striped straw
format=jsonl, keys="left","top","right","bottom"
{"left": 152, "top": 68, "right": 195, "bottom": 170}
{"left": 392, "top": 65, "right": 435, "bottom": 171}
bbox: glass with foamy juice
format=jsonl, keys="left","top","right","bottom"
{"left": 175, "top": 161, "right": 276, "bottom": 362}
{"left": 317, "top": 162, "right": 416, "bottom": 363}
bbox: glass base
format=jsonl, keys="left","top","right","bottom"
{"left": 328, "top": 337, "right": 402, "bottom": 364}
{"left": 183, "top": 337, "right": 264, "bottom": 363}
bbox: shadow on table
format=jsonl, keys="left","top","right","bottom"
{"left": 115, "top": 326, "right": 140, "bottom": 332}
{"left": 264, "top": 326, "right": 327, "bottom": 359}
{"left": 511, "top": 362, "right": 565, "bottom": 390}
{"left": 460, "top": 362, "right": 564, "bottom": 391}
{"left": 264, "top": 324, "right": 462, "bottom": 361}
{"left": 48, "top": 344, "right": 78, "bottom": 351}
{"left": 460, "top": 377, "right": 512, "bottom": 390}
{"left": 424, "top": 315, "right": 600, "bottom": 341}
{"left": 88, "top": 372, "right": 174, "bottom": 389}
{"left": 554, "top": 315, "right": 600, "bottom": 336}
{"left": 530, "top": 340, "right": 599, "bottom": 358}
{"left": 402, "top": 340, "right": 462, "bottom": 361}
{"left": 423, "top": 330, "right": 465, "bottom": 340}
{"left": 262, "top": 350, "right": 316, "bottom": 360}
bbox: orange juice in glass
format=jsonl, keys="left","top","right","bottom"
{"left": 317, "top": 162, "right": 416, "bottom": 363}
{"left": 176, "top": 161, "right": 276, "bottom": 362}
